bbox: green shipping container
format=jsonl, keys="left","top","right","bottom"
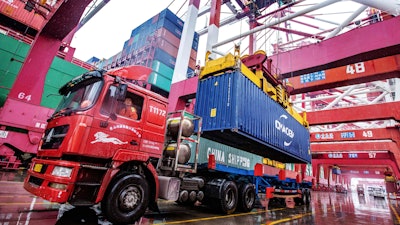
{"left": 148, "top": 71, "right": 172, "bottom": 92}
{"left": 152, "top": 60, "right": 174, "bottom": 79}
{"left": 188, "top": 137, "right": 264, "bottom": 171}
{"left": 0, "top": 34, "right": 88, "bottom": 108}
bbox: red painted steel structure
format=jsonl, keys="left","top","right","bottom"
{"left": 0, "top": 0, "right": 92, "bottom": 167}
{"left": 307, "top": 101, "right": 400, "bottom": 125}
{"left": 286, "top": 54, "right": 400, "bottom": 95}
{"left": 269, "top": 16, "right": 400, "bottom": 78}
{"left": 312, "top": 150, "right": 400, "bottom": 178}
{"left": 311, "top": 142, "right": 399, "bottom": 156}
{"left": 341, "top": 172, "right": 385, "bottom": 179}
{"left": 313, "top": 158, "right": 399, "bottom": 177}
{"left": 8, "top": 0, "right": 92, "bottom": 104}
{"left": 310, "top": 127, "right": 400, "bottom": 143}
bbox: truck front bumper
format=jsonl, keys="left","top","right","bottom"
{"left": 23, "top": 158, "right": 81, "bottom": 203}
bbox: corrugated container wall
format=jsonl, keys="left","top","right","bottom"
{"left": 0, "top": 0, "right": 49, "bottom": 31}
{"left": 95, "top": 8, "right": 199, "bottom": 93}
{"left": 188, "top": 137, "right": 264, "bottom": 175}
{"left": 194, "top": 71, "right": 311, "bottom": 164}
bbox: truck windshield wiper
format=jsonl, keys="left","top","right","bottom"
{"left": 47, "top": 108, "right": 75, "bottom": 122}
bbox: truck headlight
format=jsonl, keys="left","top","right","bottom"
{"left": 51, "top": 166, "right": 72, "bottom": 178}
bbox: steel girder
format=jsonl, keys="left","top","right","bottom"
{"left": 286, "top": 54, "right": 400, "bottom": 95}
{"left": 313, "top": 158, "right": 400, "bottom": 178}
{"left": 310, "top": 127, "right": 400, "bottom": 143}
{"left": 269, "top": 16, "right": 400, "bottom": 78}
{"left": 311, "top": 141, "right": 398, "bottom": 153}
{"left": 8, "top": 0, "right": 93, "bottom": 105}
{"left": 307, "top": 101, "right": 400, "bottom": 125}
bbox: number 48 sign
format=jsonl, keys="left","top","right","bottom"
{"left": 346, "top": 62, "right": 365, "bottom": 75}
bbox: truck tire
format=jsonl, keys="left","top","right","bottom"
{"left": 238, "top": 183, "right": 255, "bottom": 212}
{"left": 306, "top": 189, "right": 311, "bottom": 205}
{"left": 301, "top": 189, "right": 307, "bottom": 205}
{"left": 101, "top": 173, "right": 149, "bottom": 225}
{"left": 218, "top": 181, "right": 238, "bottom": 214}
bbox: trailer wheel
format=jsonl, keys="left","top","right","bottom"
{"left": 238, "top": 183, "right": 255, "bottom": 212}
{"left": 101, "top": 173, "right": 149, "bottom": 225}
{"left": 301, "top": 189, "right": 308, "bottom": 205}
{"left": 305, "top": 189, "right": 311, "bottom": 205}
{"left": 218, "top": 181, "right": 238, "bottom": 214}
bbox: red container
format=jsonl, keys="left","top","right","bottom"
{"left": 188, "top": 57, "right": 196, "bottom": 70}
{"left": 157, "top": 39, "right": 179, "bottom": 58}
{"left": 0, "top": 0, "right": 48, "bottom": 30}
{"left": 155, "top": 27, "right": 180, "bottom": 48}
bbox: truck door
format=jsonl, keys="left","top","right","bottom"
{"left": 87, "top": 85, "right": 144, "bottom": 158}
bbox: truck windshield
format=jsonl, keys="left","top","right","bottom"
{"left": 54, "top": 80, "right": 103, "bottom": 115}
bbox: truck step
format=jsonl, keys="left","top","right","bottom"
{"left": 75, "top": 182, "right": 101, "bottom": 186}
{"left": 81, "top": 164, "right": 108, "bottom": 170}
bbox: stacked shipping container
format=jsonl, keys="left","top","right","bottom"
{"left": 0, "top": 0, "right": 52, "bottom": 32}
{"left": 94, "top": 8, "right": 199, "bottom": 94}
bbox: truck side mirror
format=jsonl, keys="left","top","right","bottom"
{"left": 117, "top": 84, "right": 127, "bottom": 101}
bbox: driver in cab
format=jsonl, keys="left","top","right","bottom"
{"left": 119, "top": 98, "right": 138, "bottom": 120}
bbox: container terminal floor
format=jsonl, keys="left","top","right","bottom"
{"left": 0, "top": 170, "right": 399, "bottom": 225}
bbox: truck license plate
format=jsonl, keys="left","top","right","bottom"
{"left": 0, "top": 130, "right": 8, "bottom": 138}
{"left": 33, "top": 164, "right": 43, "bottom": 173}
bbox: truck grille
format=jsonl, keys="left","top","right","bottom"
{"left": 41, "top": 125, "right": 69, "bottom": 149}
{"left": 28, "top": 176, "right": 44, "bottom": 186}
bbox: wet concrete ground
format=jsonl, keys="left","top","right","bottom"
{"left": 0, "top": 170, "right": 399, "bottom": 225}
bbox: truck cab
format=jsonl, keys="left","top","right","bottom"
{"left": 24, "top": 66, "right": 170, "bottom": 224}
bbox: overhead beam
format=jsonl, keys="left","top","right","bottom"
{"left": 212, "top": 0, "right": 341, "bottom": 49}
{"left": 312, "top": 142, "right": 400, "bottom": 174}
{"left": 286, "top": 54, "right": 400, "bottom": 94}
{"left": 310, "top": 127, "right": 400, "bottom": 143}
{"left": 269, "top": 16, "right": 400, "bottom": 78}
{"left": 313, "top": 158, "right": 400, "bottom": 178}
{"left": 307, "top": 101, "right": 400, "bottom": 125}
{"left": 311, "top": 141, "right": 398, "bottom": 153}
{"left": 8, "top": 0, "right": 92, "bottom": 104}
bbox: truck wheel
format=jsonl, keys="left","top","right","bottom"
{"left": 306, "top": 189, "right": 311, "bottom": 205}
{"left": 101, "top": 173, "right": 149, "bottom": 225}
{"left": 301, "top": 189, "right": 307, "bottom": 205}
{"left": 238, "top": 183, "right": 255, "bottom": 212}
{"left": 218, "top": 181, "right": 238, "bottom": 214}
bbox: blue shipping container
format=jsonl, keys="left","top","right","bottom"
{"left": 154, "top": 8, "right": 184, "bottom": 30}
{"left": 194, "top": 71, "right": 311, "bottom": 163}
{"left": 153, "top": 48, "right": 176, "bottom": 69}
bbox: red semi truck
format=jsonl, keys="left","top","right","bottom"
{"left": 24, "top": 52, "right": 311, "bottom": 224}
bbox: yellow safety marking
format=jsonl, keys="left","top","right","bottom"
{"left": 153, "top": 208, "right": 286, "bottom": 224}
{"left": 389, "top": 203, "right": 400, "bottom": 223}
{"left": 266, "top": 211, "right": 313, "bottom": 225}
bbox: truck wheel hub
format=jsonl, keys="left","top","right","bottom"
{"left": 120, "top": 186, "right": 141, "bottom": 210}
